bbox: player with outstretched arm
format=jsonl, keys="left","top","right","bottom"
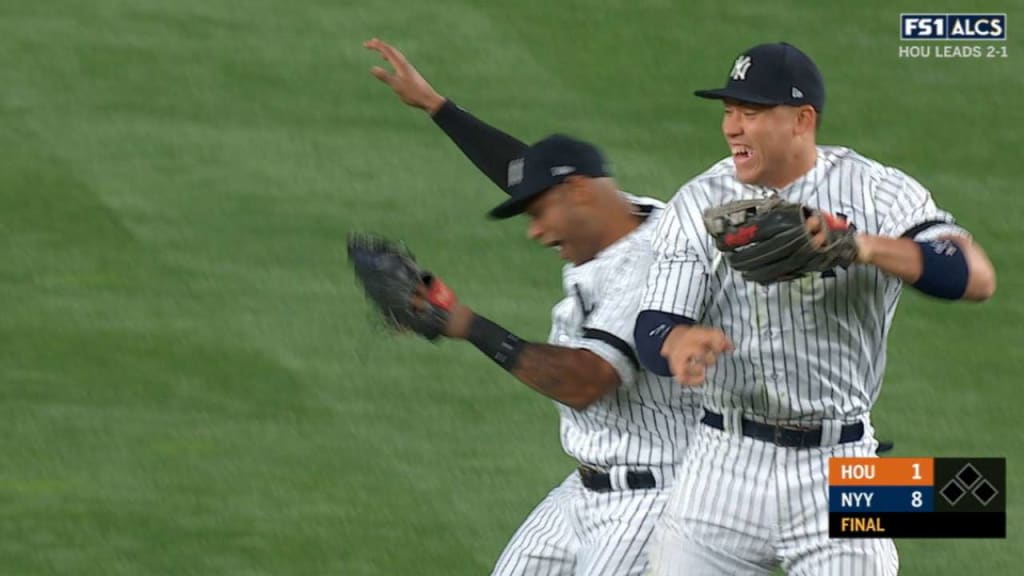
{"left": 362, "top": 38, "right": 700, "bottom": 575}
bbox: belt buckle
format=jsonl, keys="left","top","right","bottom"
{"left": 773, "top": 426, "right": 788, "bottom": 446}
{"left": 773, "top": 425, "right": 814, "bottom": 447}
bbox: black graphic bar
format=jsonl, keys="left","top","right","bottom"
{"left": 830, "top": 512, "right": 1005, "bottom": 538}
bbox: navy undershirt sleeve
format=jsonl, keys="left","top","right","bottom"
{"left": 431, "top": 100, "right": 528, "bottom": 195}
{"left": 634, "top": 310, "right": 696, "bottom": 377}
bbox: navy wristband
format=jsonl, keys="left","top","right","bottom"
{"left": 467, "top": 314, "right": 525, "bottom": 370}
{"left": 912, "top": 240, "right": 969, "bottom": 300}
{"left": 634, "top": 310, "right": 696, "bottom": 377}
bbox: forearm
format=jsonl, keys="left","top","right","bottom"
{"left": 857, "top": 234, "right": 996, "bottom": 301}
{"left": 453, "top": 310, "right": 617, "bottom": 410}
{"left": 511, "top": 344, "right": 615, "bottom": 409}
{"left": 430, "top": 100, "right": 529, "bottom": 195}
{"left": 856, "top": 235, "right": 923, "bottom": 282}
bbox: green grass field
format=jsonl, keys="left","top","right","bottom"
{"left": 1, "top": 1, "right": 1020, "bottom": 574}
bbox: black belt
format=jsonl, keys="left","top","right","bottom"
{"left": 701, "top": 410, "right": 864, "bottom": 448}
{"left": 578, "top": 466, "right": 657, "bottom": 492}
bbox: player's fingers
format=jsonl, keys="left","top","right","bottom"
{"left": 708, "top": 331, "right": 734, "bottom": 353}
{"left": 812, "top": 228, "right": 828, "bottom": 248}
{"left": 805, "top": 214, "right": 822, "bottom": 235}
{"left": 722, "top": 336, "right": 735, "bottom": 352}
{"left": 681, "top": 360, "right": 705, "bottom": 386}
{"left": 364, "top": 38, "right": 389, "bottom": 59}
{"left": 370, "top": 66, "right": 396, "bottom": 85}
{"left": 669, "top": 352, "right": 694, "bottom": 383}
{"left": 366, "top": 40, "right": 405, "bottom": 76}
{"left": 377, "top": 41, "right": 411, "bottom": 74}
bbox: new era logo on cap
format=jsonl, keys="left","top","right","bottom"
{"left": 792, "top": 87, "right": 804, "bottom": 98}
{"left": 551, "top": 165, "right": 576, "bottom": 177}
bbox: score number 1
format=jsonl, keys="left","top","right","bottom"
{"left": 911, "top": 462, "right": 923, "bottom": 508}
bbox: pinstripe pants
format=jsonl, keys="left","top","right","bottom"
{"left": 648, "top": 423, "right": 899, "bottom": 576}
{"left": 491, "top": 470, "right": 669, "bottom": 576}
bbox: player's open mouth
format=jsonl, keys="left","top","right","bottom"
{"left": 732, "top": 146, "right": 753, "bottom": 160}
{"left": 732, "top": 146, "right": 754, "bottom": 166}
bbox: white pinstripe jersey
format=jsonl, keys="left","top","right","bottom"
{"left": 641, "top": 146, "right": 966, "bottom": 426}
{"left": 551, "top": 195, "right": 700, "bottom": 469}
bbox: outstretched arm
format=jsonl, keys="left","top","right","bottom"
{"left": 445, "top": 304, "right": 620, "bottom": 410}
{"left": 855, "top": 234, "right": 995, "bottom": 301}
{"left": 350, "top": 234, "right": 620, "bottom": 409}
{"left": 364, "top": 38, "right": 527, "bottom": 195}
{"left": 854, "top": 173, "right": 996, "bottom": 302}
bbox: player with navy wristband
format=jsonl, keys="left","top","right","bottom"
{"left": 637, "top": 42, "right": 996, "bottom": 576}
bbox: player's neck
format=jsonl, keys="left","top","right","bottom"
{"left": 763, "top": 145, "right": 818, "bottom": 190}
{"left": 596, "top": 208, "right": 642, "bottom": 253}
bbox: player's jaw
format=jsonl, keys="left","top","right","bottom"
{"left": 527, "top": 229, "right": 570, "bottom": 262}
{"left": 528, "top": 234, "right": 573, "bottom": 262}
{"left": 545, "top": 239, "right": 568, "bottom": 259}
{"left": 526, "top": 187, "right": 578, "bottom": 263}
{"left": 530, "top": 223, "right": 579, "bottom": 264}
{"left": 529, "top": 224, "right": 565, "bottom": 257}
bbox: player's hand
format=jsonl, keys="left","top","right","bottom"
{"left": 443, "top": 302, "right": 474, "bottom": 340}
{"left": 411, "top": 281, "right": 473, "bottom": 339}
{"left": 660, "top": 326, "right": 734, "bottom": 386}
{"left": 364, "top": 38, "right": 446, "bottom": 114}
{"left": 805, "top": 213, "right": 828, "bottom": 249}
{"left": 806, "top": 211, "right": 858, "bottom": 246}
{"left": 807, "top": 211, "right": 869, "bottom": 264}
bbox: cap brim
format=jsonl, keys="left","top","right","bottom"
{"left": 488, "top": 195, "right": 533, "bottom": 219}
{"left": 488, "top": 186, "right": 551, "bottom": 219}
{"left": 694, "top": 87, "right": 782, "bottom": 106}
{"left": 489, "top": 169, "right": 604, "bottom": 219}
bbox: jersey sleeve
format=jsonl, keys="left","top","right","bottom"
{"left": 571, "top": 253, "right": 648, "bottom": 387}
{"left": 639, "top": 185, "right": 714, "bottom": 321}
{"left": 878, "top": 170, "right": 969, "bottom": 240}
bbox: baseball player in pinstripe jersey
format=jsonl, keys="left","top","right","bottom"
{"left": 634, "top": 43, "right": 997, "bottom": 575}
{"left": 365, "top": 39, "right": 700, "bottom": 575}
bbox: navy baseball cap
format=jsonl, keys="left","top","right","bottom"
{"left": 694, "top": 42, "right": 825, "bottom": 113}
{"left": 489, "top": 134, "right": 610, "bottom": 219}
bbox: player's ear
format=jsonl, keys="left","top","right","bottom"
{"left": 794, "top": 105, "right": 817, "bottom": 136}
{"left": 564, "top": 175, "right": 590, "bottom": 205}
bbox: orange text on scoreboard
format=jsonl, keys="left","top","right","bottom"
{"left": 829, "top": 458, "right": 934, "bottom": 486}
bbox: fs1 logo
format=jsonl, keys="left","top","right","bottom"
{"left": 901, "top": 14, "right": 1007, "bottom": 40}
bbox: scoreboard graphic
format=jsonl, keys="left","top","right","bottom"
{"left": 829, "top": 458, "right": 1005, "bottom": 538}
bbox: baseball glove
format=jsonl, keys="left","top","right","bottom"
{"left": 347, "top": 233, "right": 455, "bottom": 340}
{"left": 702, "top": 197, "right": 859, "bottom": 285}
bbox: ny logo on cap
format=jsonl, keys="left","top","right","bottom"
{"left": 507, "top": 158, "right": 524, "bottom": 187}
{"left": 731, "top": 55, "right": 752, "bottom": 81}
